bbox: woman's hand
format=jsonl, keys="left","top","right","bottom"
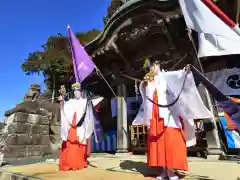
{"left": 58, "top": 95, "right": 63, "bottom": 101}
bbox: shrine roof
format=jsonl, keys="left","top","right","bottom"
{"left": 85, "top": 0, "right": 179, "bottom": 54}
{"left": 85, "top": 0, "right": 140, "bottom": 48}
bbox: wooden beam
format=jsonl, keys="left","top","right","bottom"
{"left": 153, "top": 11, "right": 178, "bottom": 51}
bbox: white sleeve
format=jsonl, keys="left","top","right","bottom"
{"left": 77, "top": 101, "right": 94, "bottom": 141}
{"left": 132, "top": 81, "right": 151, "bottom": 127}
{"left": 60, "top": 100, "right": 73, "bottom": 141}
{"left": 164, "top": 71, "right": 213, "bottom": 120}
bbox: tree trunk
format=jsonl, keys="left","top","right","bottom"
{"left": 51, "top": 74, "right": 56, "bottom": 104}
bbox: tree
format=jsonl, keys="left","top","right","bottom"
{"left": 107, "top": 0, "right": 123, "bottom": 17}
{"left": 21, "top": 29, "right": 100, "bottom": 100}
{"left": 104, "top": 0, "right": 123, "bottom": 24}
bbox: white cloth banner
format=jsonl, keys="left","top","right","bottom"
{"left": 92, "top": 97, "right": 104, "bottom": 106}
{"left": 179, "top": 0, "right": 240, "bottom": 57}
{"left": 205, "top": 68, "right": 240, "bottom": 95}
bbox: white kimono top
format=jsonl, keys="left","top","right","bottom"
{"left": 133, "top": 69, "right": 213, "bottom": 147}
{"left": 60, "top": 98, "right": 93, "bottom": 144}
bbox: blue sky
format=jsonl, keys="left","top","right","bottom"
{"left": 0, "top": 0, "right": 111, "bottom": 120}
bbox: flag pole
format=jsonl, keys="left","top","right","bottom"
{"left": 187, "top": 29, "right": 204, "bottom": 72}
{"left": 202, "top": 0, "right": 240, "bottom": 35}
{"left": 94, "top": 66, "right": 117, "bottom": 97}
{"left": 187, "top": 28, "right": 221, "bottom": 149}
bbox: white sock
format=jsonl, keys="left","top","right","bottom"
{"left": 156, "top": 176, "right": 167, "bottom": 180}
{"left": 169, "top": 176, "right": 179, "bottom": 180}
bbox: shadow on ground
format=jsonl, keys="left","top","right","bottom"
{"left": 177, "top": 171, "right": 213, "bottom": 180}
{"left": 28, "top": 171, "right": 60, "bottom": 180}
{"left": 119, "top": 160, "right": 213, "bottom": 180}
{"left": 0, "top": 170, "right": 41, "bottom": 180}
{"left": 119, "top": 160, "right": 162, "bottom": 177}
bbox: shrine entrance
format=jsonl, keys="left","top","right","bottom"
{"left": 83, "top": 0, "right": 224, "bottom": 159}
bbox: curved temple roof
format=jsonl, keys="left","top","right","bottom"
{"left": 85, "top": 0, "right": 179, "bottom": 53}
{"left": 82, "top": 0, "right": 185, "bottom": 97}
{"left": 82, "top": 0, "right": 237, "bottom": 98}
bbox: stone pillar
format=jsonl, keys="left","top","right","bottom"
{"left": 116, "top": 84, "right": 129, "bottom": 153}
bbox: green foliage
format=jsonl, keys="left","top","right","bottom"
{"left": 22, "top": 0, "right": 124, "bottom": 96}
{"left": 41, "top": 90, "right": 53, "bottom": 99}
{"left": 76, "top": 29, "right": 100, "bottom": 44}
{"left": 103, "top": 16, "right": 109, "bottom": 25}
{"left": 105, "top": 0, "right": 123, "bottom": 21}
{"left": 21, "top": 29, "right": 100, "bottom": 94}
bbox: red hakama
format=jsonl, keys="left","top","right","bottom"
{"left": 59, "top": 112, "right": 87, "bottom": 171}
{"left": 147, "top": 91, "right": 188, "bottom": 171}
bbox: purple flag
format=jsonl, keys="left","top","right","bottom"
{"left": 67, "top": 25, "right": 95, "bottom": 83}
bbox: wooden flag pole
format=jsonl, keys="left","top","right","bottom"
{"left": 187, "top": 28, "right": 222, "bottom": 150}
{"left": 202, "top": 0, "right": 240, "bottom": 35}
{"left": 187, "top": 29, "right": 204, "bottom": 72}
{"left": 94, "top": 66, "right": 117, "bottom": 98}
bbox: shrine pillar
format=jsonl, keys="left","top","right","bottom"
{"left": 116, "top": 84, "right": 129, "bottom": 153}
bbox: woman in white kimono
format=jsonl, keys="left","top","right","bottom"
{"left": 59, "top": 83, "right": 103, "bottom": 171}
{"left": 133, "top": 62, "right": 213, "bottom": 180}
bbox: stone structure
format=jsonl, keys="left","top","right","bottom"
{"left": 5, "top": 84, "right": 60, "bottom": 124}
{"left": 23, "top": 84, "right": 41, "bottom": 102}
{"left": 1, "top": 112, "right": 52, "bottom": 159}
{"left": 1, "top": 84, "right": 61, "bottom": 161}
